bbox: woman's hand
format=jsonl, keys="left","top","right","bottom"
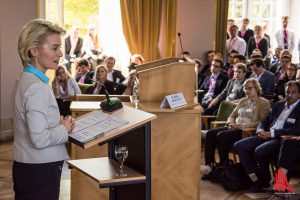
{"left": 60, "top": 115, "right": 75, "bottom": 133}
{"left": 228, "top": 122, "right": 241, "bottom": 129}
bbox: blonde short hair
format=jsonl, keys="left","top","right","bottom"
{"left": 243, "top": 78, "right": 262, "bottom": 96}
{"left": 18, "top": 19, "right": 66, "bottom": 67}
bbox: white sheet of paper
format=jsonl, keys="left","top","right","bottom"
{"left": 69, "top": 110, "right": 128, "bottom": 143}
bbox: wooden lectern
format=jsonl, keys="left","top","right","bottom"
{"left": 69, "top": 57, "right": 202, "bottom": 200}
{"left": 67, "top": 105, "right": 156, "bottom": 200}
{"left": 135, "top": 57, "right": 201, "bottom": 200}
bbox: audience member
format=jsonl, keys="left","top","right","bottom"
{"left": 296, "top": 69, "right": 300, "bottom": 82}
{"left": 274, "top": 55, "right": 292, "bottom": 84}
{"left": 272, "top": 136, "right": 300, "bottom": 193}
{"left": 274, "top": 63, "right": 297, "bottom": 101}
{"left": 87, "top": 65, "right": 115, "bottom": 94}
{"left": 269, "top": 47, "right": 282, "bottom": 73}
{"left": 249, "top": 58, "right": 275, "bottom": 94}
{"left": 82, "top": 24, "right": 100, "bottom": 60}
{"left": 262, "top": 22, "right": 271, "bottom": 49}
{"left": 227, "top": 19, "right": 235, "bottom": 39}
{"left": 238, "top": 18, "right": 254, "bottom": 45}
{"left": 225, "top": 50, "right": 239, "bottom": 78}
{"left": 247, "top": 25, "right": 268, "bottom": 58}
{"left": 64, "top": 25, "right": 83, "bottom": 72}
{"left": 234, "top": 81, "right": 300, "bottom": 192}
{"left": 206, "top": 63, "right": 247, "bottom": 115}
{"left": 198, "top": 51, "right": 214, "bottom": 88}
{"left": 104, "top": 56, "right": 125, "bottom": 89}
{"left": 274, "top": 16, "right": 295, "bottom": 53}
{"left": 115, "top": 70, "right": 137, "bottom": 95}
{"left": 75, "top": 58, "right": 94, "bottom": 84}
{"left": 53, "top": 64, "right": 81, "bottom": 116}
{"left": 202, "top": 78, "right": 270, "bottom": 180}
{"left": 128, "top": 54, "right": 144, "bottom": 71}
{"left": 226, "top": 25, "right": 246, "bottom": 60}
{"left": 199, "top": 59, "right": 228, "bottom": 109}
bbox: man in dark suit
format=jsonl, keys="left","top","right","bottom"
{"left": 249, "top": 58, "right": 275, "bottom": 95}
{"left": 104, "top": 56, "right": 125, "bottom": 91}
{"left": 75, "top": 58, "right": 94, "bottom": 84}
{"left": 238, "top": 18, "right": 254, "bottom": 45}
{"left": 235, "top": 81, "right": 300, "bottom": 192}
{"left": 205, "top": 63, "right": 246, "bottom": 115}
{"left": 200, "top": 59, "right": 229, "bottom": 109}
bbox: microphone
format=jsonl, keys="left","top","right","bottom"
{"left": 177, "top": 32, "right": 193, "bottom": 63}
{"left": 177, "top": 32, "right": 186, "bottom": 61}
{"left": 90, "top": 79, "right": 123, "bottom": 112}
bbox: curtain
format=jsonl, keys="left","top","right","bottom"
{"left": 120, "top": 0, "right": 163, "bottom": 62}
{"left": 160, "top": 0, "right": 177, "bottom": 58}
{"left": 215, "top": 0, "right": 229, "bottom": 56}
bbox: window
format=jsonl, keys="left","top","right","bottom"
{"left": 41, "top": 0, "right": 131, "bottom": 77}
{"left": 228, "top": 0, "right": 284, "bottom": 48}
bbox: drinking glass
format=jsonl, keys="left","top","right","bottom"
{"left": 115, "top": 145, "right": 128, "bottom": 176}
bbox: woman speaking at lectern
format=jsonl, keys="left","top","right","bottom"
{"left": 12, "top": 19, "right": 75, "bottom": 199}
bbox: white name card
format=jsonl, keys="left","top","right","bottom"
{"left": 160, "top": 92, "right": 187, "bottom": 109}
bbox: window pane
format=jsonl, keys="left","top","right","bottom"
{"left": 262, "top": 4, "right": 271, "bottom": 18}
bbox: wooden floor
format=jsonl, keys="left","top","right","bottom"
{"left": 0, "top": 142, "right": 299, "bottom": 200}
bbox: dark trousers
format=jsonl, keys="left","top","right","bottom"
{"left": 13, "top": 161, "right": 64, "bottom": 200}
{"left": 278, "top": 139, "right": 300, "bottom": 171}
{"left": 234, "top": 136, "right": 281, "bottom": 182}
{"left": 205, "top": 127, "right": 242, "bottom": 165}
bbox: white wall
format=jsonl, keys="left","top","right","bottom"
{"left": 176, "top": 0, "right": 215, "bottom": 61}
{"left": 0, "top": 0, "right": 38, "bottom": 118}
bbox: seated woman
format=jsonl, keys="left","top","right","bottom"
{"left": 202, "top": 78, "right": 271, "bottom": 180}
{"left": 87, "top": 65, "right": 115, "bottom": 94}
{"left": 52, "top": 64, "right": 81, "bottom": 116}
{"left": 274, "top": 63, "right": 297, "bottom": 101}
{"left": 115, "top": 70, "right": 137, "bottom": 95}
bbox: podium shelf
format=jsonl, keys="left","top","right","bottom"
{"left": 67, "top": 157, "right": 146, "bottom": 188}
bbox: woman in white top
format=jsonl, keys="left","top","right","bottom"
{"left": 52, "top": 64, "right": 81, "bottom": 116}
{"left": 13, "top": 19, "right": 74, "bottom": 200}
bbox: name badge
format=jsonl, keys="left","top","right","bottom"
{"left": 287, "top": 118, "right": 296, "bottom": 124}
{"left": 160, "top": 92, "right": 187, "bottom": 109}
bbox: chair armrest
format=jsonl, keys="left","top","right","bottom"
{"left": 202, "top": 115, "right": 217, "bottom": 129}
{"left": 242, "top": 128, "right": 256, "bottom": 138}
{"left": 211, "top": 121, "right": 227, "bottom": 129}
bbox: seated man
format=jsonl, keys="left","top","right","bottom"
{"left": 205, "top": 63, "right": 247, "bottom": 115}
{"left": 104, "top": 56, "right": 125, "bottom": 89}
{"left": 75, "top": 58, "right": 94, "bottom": 84}
{"left": 276, "top": 136, "right": 300, "bottom": 189}
{"left": 234, "top": 81, "right": 300, "bottom": 192}
{"left": 199, "top": 59, "right": 229, "bottom": 110}
{"left": 249, "top": 58, "right": 275, "bottom": 95}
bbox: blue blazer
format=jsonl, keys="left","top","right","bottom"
{"left": 250, "top": 70, "right": 275, "bottom": 94}
{"left": 257, "top": 100, "right": 300, "bottom": 138}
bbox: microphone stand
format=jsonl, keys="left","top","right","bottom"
{"left": 91, "top": 80, "right": 123, "bottom": 112}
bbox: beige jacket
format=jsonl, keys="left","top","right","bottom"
{"left": 227, "top": 97, "right": 271, "bottom": 129}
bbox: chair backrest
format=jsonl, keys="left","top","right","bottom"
{"left": 215, "top": 101, "right": 237, "bottom": 121}
{"left": 78, "top": 83, "right": 92, "bottom": 94}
